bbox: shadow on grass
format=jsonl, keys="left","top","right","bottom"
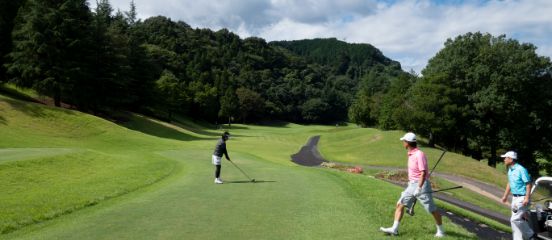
{"left": 120, "top": 114, "right": 216, "bottom": 142}
{"left": 255, "top": 120, "right": 290, "bottom": 128}
{"left": 216, "top": 124, "right": 250, "bottom": 130}
{"left": 0, "top": 93, "right": 76, "bottom": 120}
{"left": 171, "top": 116, "right": 237, "bottom": 136}
{"left": 225, "top": 180, "right": 277, "bottom": 184}
{"left": 0, "top": 84, "right": 42, "bottom": 104}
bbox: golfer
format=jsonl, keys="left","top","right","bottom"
{"left": 212, "top": 131, "right": 231, "bottom": 184}
{"left": 380, "top": 132, "right": 445, "bottom": 237}
{"left": 500, "top": 151, "right": 536, "bottom": 240}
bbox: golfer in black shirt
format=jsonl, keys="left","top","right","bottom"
{"left": 212, "top": 132, "right": 231, "bottom": 184}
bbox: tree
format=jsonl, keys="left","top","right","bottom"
{"left": 6, "top": 0, "right": 92, "bottom": 107}
{"left": 416, "top": 32, "right": 552, "bottom": 173}
{"left": 236, "top": 87, "right": 264, "bottom": 123}
{"left": 377, "top": 73, "right": 415, "bottom": 130}
{"left": 125, "top": 0, "right": 137, "bottom": 25}
{"left": 219, "top": 87, "right": 238, "bottom": 126}
{"left": 82, "top": 0, "right": 132, "bottom": 111}
{"left": 155, "top": 70, "right": 182, "bottom": 120}
{"left": 0, "top": 0, "right": 26, "bottom": 82}
{"left": 301, "top": 98, "right": 329, "bottom": 122}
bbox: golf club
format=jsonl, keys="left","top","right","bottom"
{"left": 421, "top": 185, "right": 463, "bottom": 195}
{"left": 229, "top": 160, "right": 256, "bottom": 183}
{"left": 407, "top": 150, "right": 447, "bottom": 216}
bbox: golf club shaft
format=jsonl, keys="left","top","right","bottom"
{"left": 230, "top": 161, "right": 252, "bottom": 180}
{"left": 429, "top": 150, "right": 447, "bottom": 177}
{"left": 423, "top": 186, "right": 463, "bottom": 195}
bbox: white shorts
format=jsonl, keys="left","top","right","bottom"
{"left": 212, "top": 155, "right": 222, "bottom": 165}
{"left": 398, "top": 180, "right": 437, "bottom": 213}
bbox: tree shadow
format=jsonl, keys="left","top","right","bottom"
{"left": 255, "top": 120, "right": 291, "bottom": 128}
{"left": 0, "top": 84, "right": 42, "bottom": 104}
{"left": 119, "top": 114, "right": 216, "bottom": 141}
{"left": 171, "top": 116, "right": 242, "bottom": 136}
{"left": 217, "top": 124, "right": 250, "bottom": 130}
{"left": 0, "top": 94, "right": 76, "bottom": 120}
{"left": 225, "top": 180, "right": 276, "bottom": 184}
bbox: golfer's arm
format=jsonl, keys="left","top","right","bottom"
{"left": 525, "top": 183, "right": 532, "bottom": 201}
{"left": 503, "top": 183, "right": 511, "bottom": 198}
{"left": 223, "top": 148, "right": 230, "bottom": 160}
{"left": 418, "top": 170, "right": 427, "bottom": 188}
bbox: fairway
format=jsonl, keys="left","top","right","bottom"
{"left": 0, "top": 148, "right": 76, "bottom": 163}
{"left": 1, "top": 94, "right": 478, "bottom": 239}
{"left": 2, "top": 149, "right": 475, "bottom": 240}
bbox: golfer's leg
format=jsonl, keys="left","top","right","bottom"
{"left": 395, "top": 204, "right": 405, "bottom": 222}
{"left": 510, "top": 198, "right": 524, "bottom": 240}
{"left": 517, "top": 205, "right": 534, "bottom": 238}
{"left": 215, "top": 165, "right": 221, "bottom": 178}
{"left": 431, "top": 211, "right": 442, "bottom": 225}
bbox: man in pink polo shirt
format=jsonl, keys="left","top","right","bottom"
{"left": 380, "top": 132, "right": 444, "bottom": 237}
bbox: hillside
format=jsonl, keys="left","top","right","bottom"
{"left": 0, "top": 94, "right": 180, "bottom": 233}
{"left": 271, "top": 38, "right": 403, "bottom": 75}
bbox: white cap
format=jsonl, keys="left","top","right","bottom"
{"left": 501, "top": 151, "right": 517, "bottom": 160}
{"left": 400, "top": 132, "right": 416, "bottom": 142}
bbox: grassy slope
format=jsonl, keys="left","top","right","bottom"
{"left": 317, "top": 127, "right": 508, "bottom": 188}
{"left": 0, "top": 95, "right": 178, "bottom": 233}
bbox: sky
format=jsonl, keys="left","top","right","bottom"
{"left": 91, "top": 0, "right": 552, "bottom": 73}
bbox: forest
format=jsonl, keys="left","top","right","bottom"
{"left": 1, "top": 0, "right": 551, "bottom": 175}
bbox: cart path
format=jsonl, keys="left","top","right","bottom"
{"left": 291, "top": 135, "right": 511, "bottom": 239}
{"left": 291, "top": 135, "right": 327, "bottom": 166}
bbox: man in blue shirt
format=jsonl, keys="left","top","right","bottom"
{"left": 500, "top": 151, "right": 535, "bottom": 240}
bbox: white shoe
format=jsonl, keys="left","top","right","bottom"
{"left": 214, "top": 178, "right": 223, "bottom": 184}
{"left": 379, "top": 227, "right": 398, "bottom": 236}
{"left": 435, "top": 231, "right": 445, "bottom": 238}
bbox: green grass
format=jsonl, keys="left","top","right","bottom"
{"left": 0, "top": 95, "right": 178, "bottom": 233}
{"left": 3, "top": 150, "right": 475, "bottom": 240}
{"left": 432, "top": 177, "right": 510, "bottom": 217}
{"left": 0, "top": 91, "right": 492, "bottom": 239}
{"left": 317, "top": 127, "right": 508, "bottom": 188}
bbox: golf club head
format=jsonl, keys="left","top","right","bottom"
{"left": 251, "top": 179, "right": 256, "bottom": 183}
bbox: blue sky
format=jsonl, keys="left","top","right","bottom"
{"left": 94, "top": 0, "right": 552, "bottom": 73}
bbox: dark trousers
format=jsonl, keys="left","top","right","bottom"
{"left": 215, "top": 165, "right": 221, "bottom": 178}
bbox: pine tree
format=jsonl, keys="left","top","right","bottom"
{"left": 0, "top": 0, "right": 26, "bottom": 82}
{"left": 6, "top": 0, "right": 92, "bottom": 107}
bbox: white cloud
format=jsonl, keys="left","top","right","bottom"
{"left": 91, "top": 0, "right": 552, "bottom": 73}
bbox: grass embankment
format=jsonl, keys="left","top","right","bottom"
{"left": 0, "top": 95, "right": 177, "bottom": 233}
{"left": 2, "top": 90, "right": 476, "bottom": 239}
{"left": 317, "top": 127, "right": 508, "bottom": 189}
